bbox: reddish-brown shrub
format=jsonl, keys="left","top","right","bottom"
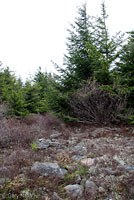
{"left": 69, "top": 81, "right": 126, "bottom": 124}
{"left": 0, "top": 118, "right": 35, "bottom": 148}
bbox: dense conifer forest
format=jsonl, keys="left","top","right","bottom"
{"left": 0, "top": 2, "right": 134, "bottom": 125}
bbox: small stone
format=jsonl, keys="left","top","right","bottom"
{"left": 129, "top": 187, "right": 134, "bottom": 195}
{"left": 65, "top": 164, "right": 77, "bottom": 172}
{"left": 81, "top": 158, "right": 94, "bottom": 167}
{"left": 0, "top": 178, "right": 10, "bottom": 185}
{"left": 118, "top": 165, "right": 134, "bottom": 172}
{"left": 50, "top": 131, "right": 62, "bottom": 139}
{"left": 113, "top": 155, "right": 125, "bottom": 165}
{"left": 72, "top": 144, "right": 87, "bottom": 156}
{"left": 85, "top": 180, "right": 98, "bottom": 197}
{"left": 73, "top": 132, "right": 89, "bottom": 138}
{"left": 64, "top": 184, "right": 84, "bottom": 199}
{"left": 89, "top": 166, "right": 98, "bottom": 176}
{"left": 36, "top": 138, "right": 50, "bottom": 149}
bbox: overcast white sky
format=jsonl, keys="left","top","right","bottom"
{"left": 0, "top": 0, "right": 134, "bottom": 80}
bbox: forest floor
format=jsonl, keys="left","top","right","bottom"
{"left": 0, "top": 113, "right": 134, "bottom": 200}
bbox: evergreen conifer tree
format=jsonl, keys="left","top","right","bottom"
{"left": 92, "top": 2, "right": 124, "bottom": 84}
{"left": 116, "top": 31, "right": 134, "bottom": 106}
{"left": 57, "top": 3, "right": 95, "bottom": 91}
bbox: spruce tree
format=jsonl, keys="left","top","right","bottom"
{"left": 0, "top": 67, "right": 16, "bottom": 102}
{"left": 94, "top": 2, "right": 123, "bottom": 66}
{"left": 24, "top": 80, "right": 48, "bottom": 113}
{"left": 57, "top": 3, "right": 95, "bottom": 91}
{"left": 92, "top": 2, "right": 124, "bottom": 84}
{"left": 116, "top": 31, "right": 134, "bottom": 106}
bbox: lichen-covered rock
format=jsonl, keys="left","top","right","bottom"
{"left": 35, "top": 138, "right": 50, "bottom": 149}
{"left": 36, "top": 138, "right": 60, "bottom": 149}
{"left": 64, "top": 184, "right": 84, "bottom": 199}
{"left": 72, "top": 142, "right": 87, "bottom": 155}
{"left": 31, "top": 162, "right": 67, "bottom": 177}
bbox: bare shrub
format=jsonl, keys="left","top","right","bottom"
{"left": 22, "top": 113, "right": 66, "bottom": 133}
{"left": 68, "top": 81, "right": 126, "bottom": 124}
{"left": 42, "top": 113, "right": 65, "bottom": 131}
{"left": 0, "top": 118, "right": 35, "bottom": 148}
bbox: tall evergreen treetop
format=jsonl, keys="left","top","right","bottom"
{"left": 115, "top": 31, "right": 134, "bottom": 106}
{"left": 57, "top": 3, "right": 95, "bottom": 91}
{"left": 94, "top": 2, "right": 124, "bottom": 67}
{"left": 116, "top": 31, "right": 134, "bottom": 85}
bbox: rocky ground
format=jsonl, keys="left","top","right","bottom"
{"left": 0, "top": 114, "right": 134, "bottom": 200}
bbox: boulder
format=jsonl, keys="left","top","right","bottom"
{"left": 85, "top": 180, "right": 98, "bottom": 197}
{"left": 31, "top": 162, "right": 67, "bottom": 177}
{"left": 64, "top": 184, "right": 84, "bottom": 199}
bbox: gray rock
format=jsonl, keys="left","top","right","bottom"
{"left": 36, "top": 138, "right": 50, "bottom": 149}
{"left": 64, "top": 184, "right": 84, "bottom": 199}
{"left": 0, "top": 166, "right": 9, "bottom": 176}
{"left": 73, "top": 132, "right": 89, "bottom": 138}
{"left": 117, "top": 165, "right": 134, "bottom": 172}
{"left": 129, "top": 187, "right": 134, "bottom": 195}
{"left": 31, "top": 162, "right": 67, "bottom": 177}
{"left": 126, "top": 142, "right": 134, "bottom": 147}
{"left": 50, "top": 131, "right": 62, "bottom": 139}
{"left": 72, "top": 142, "right": 87, "bottom": 155}
{"left": 89, "top": 166, "right": 98, "bottom": 176}
{"left": 68, "top": 138, "right": 78, "bottom": 146}
{"left": 65, "top": 164, "right": 78, "bottom": 172}
{"left": 71, "top": 155, "right": 86, "bottom": 161}
{"left": 85, "top": 180, "right": 98, "bottom": 197}
{"left": 49, "top": 141, "right": 61, "bottom": 147}
{"left": 36, "top": 138, "right": 60, "bottom": 149}
{"left": 0, "top": 178, "right": 10, "bottom": 185}
{"left": 98, "top": 167, "right": 123, "bottom": 176}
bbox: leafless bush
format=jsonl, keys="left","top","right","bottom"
{"left": 0, "top": 118, "right": 35, "bottom": 148}
{"left": 23, "top": 113, "right": 65, "bottom": 131}
{"left": 68, "top": 81, "right": 126, "bottom": 124}
{"left": 42, "top": 113, "right": 65, "bottom": 131}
